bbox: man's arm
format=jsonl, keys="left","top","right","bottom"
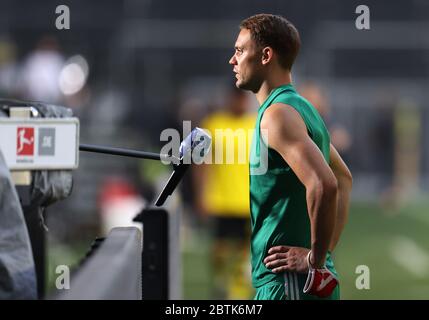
{"left": 328, "top": 143, "right": 352, "bottom": 252}
{"left": 261, "top": 103, "right": 338, "bottom": 268}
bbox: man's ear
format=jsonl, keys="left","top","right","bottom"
{"left": 261, "top": 47, "right": 273, "bottom": 66}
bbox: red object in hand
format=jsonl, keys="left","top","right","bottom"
{"left": 303, "top": 252, "right": 338, "bottom": 298}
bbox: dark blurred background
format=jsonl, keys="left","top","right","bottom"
{"left": 1, "top": 0, "right": 429, "bottom": 299}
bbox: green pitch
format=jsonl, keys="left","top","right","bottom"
{"left": 183, "top": 201, "right": 429, "bottom": 300}
{"left": 334, "top": 201, "right": 429, "bottom": 299}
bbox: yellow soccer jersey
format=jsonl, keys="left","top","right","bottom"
{"left": 201, "top": 111, "right": 256, "bottom": 217}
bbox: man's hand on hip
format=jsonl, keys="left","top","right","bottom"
{"left": 263, "top": 246, "right": 310, "bottom": 274}
{"left": 264, "top": 246, "right": 339, "bottom": 298}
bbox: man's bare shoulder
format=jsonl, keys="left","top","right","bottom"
{"left": 260, "top": 102, "right": 307, "bottom": 139}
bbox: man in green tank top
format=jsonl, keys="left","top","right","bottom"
{"left": 229, "top": 14, "right": 353, "bottom": 300}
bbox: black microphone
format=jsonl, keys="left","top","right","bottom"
{"left": 155, "top": 128, "right": 211, "bottom": 207}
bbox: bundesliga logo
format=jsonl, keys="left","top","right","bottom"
{"left": 17, "top": 127, "right": 34, "bottom": 156}
{"left": 16, "top": 127, "right": 56, "bottom": 157}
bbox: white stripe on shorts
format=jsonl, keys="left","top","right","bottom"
{"left": 287, "top": 272, "right": 295, "bottom": 300}
{"left": 284, "top": 272, "right": 300, "bottom": 300}
{"left": 289, "top": 272, "right": 295, "bottom": 300}
{"left": 294, "top": 273, "right": 300, "bottom": 300}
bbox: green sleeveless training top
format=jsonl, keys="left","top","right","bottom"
{"left": 249, "top": 83, "right": 331, "bottom": 287}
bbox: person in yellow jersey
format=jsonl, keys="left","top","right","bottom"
{"left": 193, "top": 84, "right": 256, "bottom": 299}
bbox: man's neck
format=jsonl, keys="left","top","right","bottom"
{"left": 255, "top": 72, "right": 292, "bottom": 105}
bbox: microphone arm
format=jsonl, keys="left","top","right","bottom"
{"left": 154, "top": 162, "right": 190, "bottom": 207}
{"left": 79, "top": 127, "right": 211, "bottom": 207}
{"left": 79, "top": 143, "right": 178, "bottom": 162}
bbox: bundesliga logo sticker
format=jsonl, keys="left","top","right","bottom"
{"left": 17, "top": 127, "right": 34, "bottom": 156}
